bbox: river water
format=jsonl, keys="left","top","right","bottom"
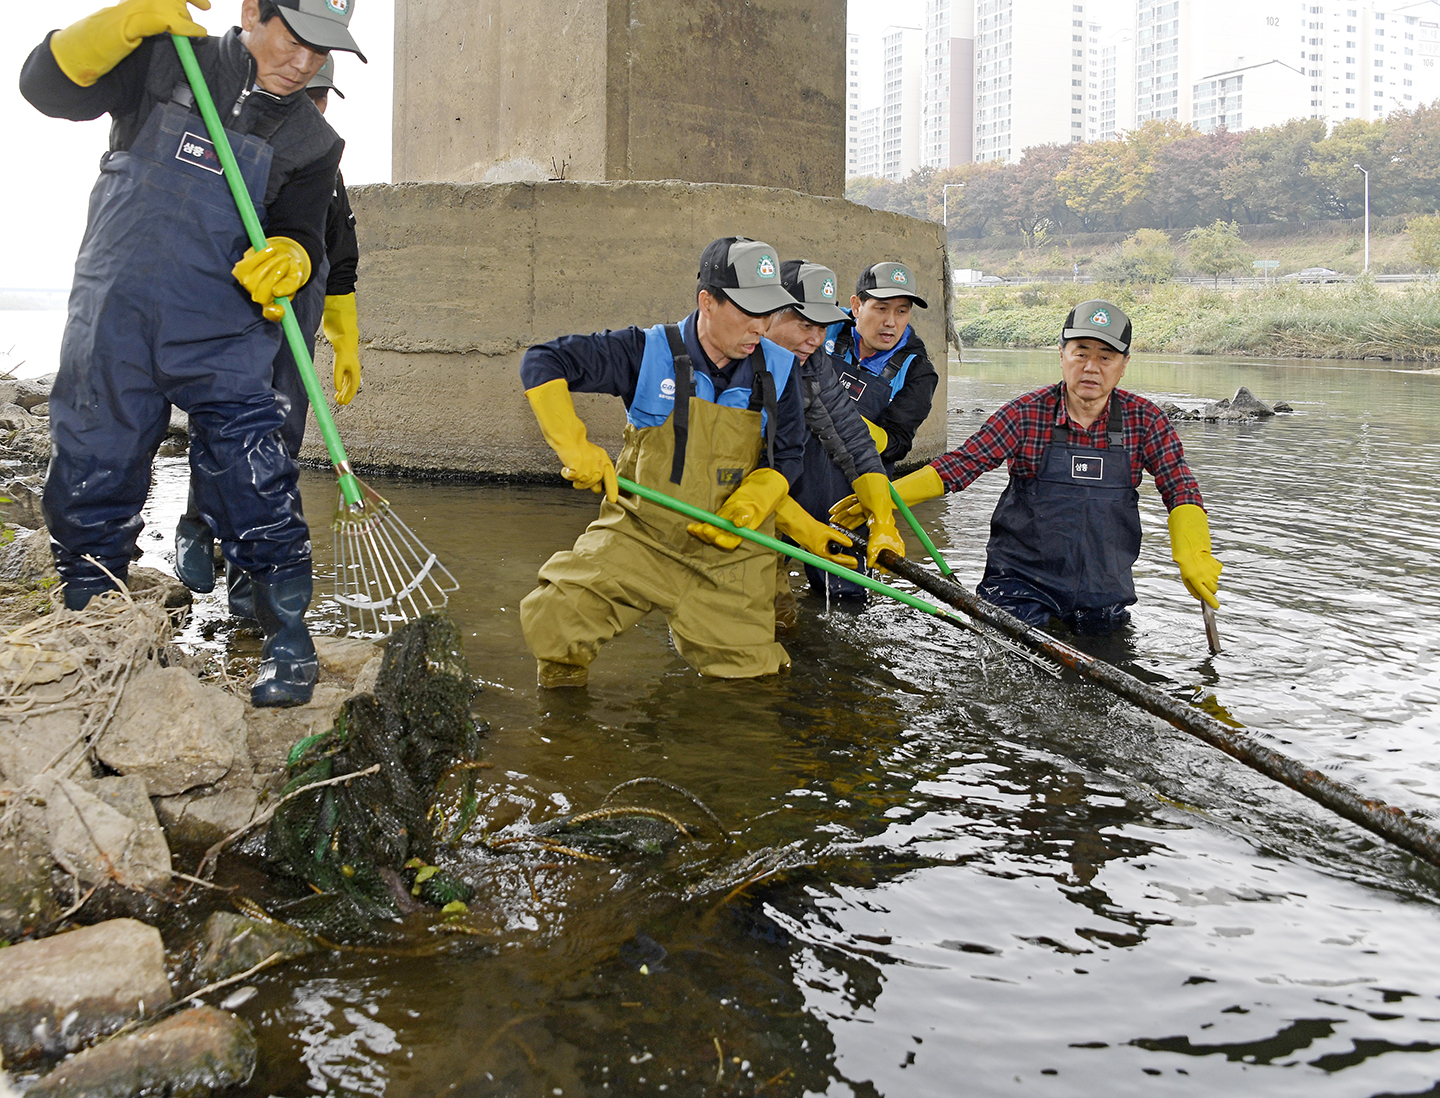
{"left": 127, "top": 349, "right": 1440, "bottom": 1096}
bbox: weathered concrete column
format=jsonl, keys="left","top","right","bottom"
{"left": 393, "top": 0, "right": 846, "bottom": 197}
{"left": 304, "top": 181, "right": 950, "bottom": 477}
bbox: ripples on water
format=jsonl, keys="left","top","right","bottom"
{"left": 136, "top": 351, "right": 1440, "bottom": 1097}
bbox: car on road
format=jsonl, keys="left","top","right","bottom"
{"left": 976, "top": 274, "right": 1007, "bottom": 286}
{"left": 1284, "top": 266, "right": 1344, "bottom": 283}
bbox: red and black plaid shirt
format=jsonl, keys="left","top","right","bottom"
{"left": 932, "top": 383, "right": 1204, "bottom": 510}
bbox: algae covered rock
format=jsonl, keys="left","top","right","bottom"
{"left": 25, "top": 1006, "right": 256, "bottom": 1098}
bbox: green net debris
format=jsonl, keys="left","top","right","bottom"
{"left": 264, "top": 614, "right": 484, "bottom": 914}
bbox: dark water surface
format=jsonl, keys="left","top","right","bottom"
{"left": 137, "top": 351, "right": 1440, "bottom": 1097}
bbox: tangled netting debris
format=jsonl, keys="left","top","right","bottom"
{"left": 263, "top": 613, "right": 485, "bottom": 913}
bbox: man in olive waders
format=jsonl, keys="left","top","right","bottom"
{"left": 173, "top": 52, "right": 364, "bottom": 621}
{"left": 832, "top": 300, "right": 1223, "bottom": 634}
{"left": 763, "top": 260, "right": 905, "bottom": 630}
{"left": 20, "top": 0, "right": 366, "bottom": 706}
{"left": 519, "top": 237, "right": 819, "bottom": 687}
{"left": 800, "top": 261, "right": 938, "bottom": 600}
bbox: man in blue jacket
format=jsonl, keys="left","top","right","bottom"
{"left": 519, "top": 237, "right": 814, "bottom": 687}
{"left": 20, "top": 0, "right": 365, "bottom": 707}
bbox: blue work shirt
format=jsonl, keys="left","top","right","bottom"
{"left": 520, "top": 310, "right": 806, "bottom": 486}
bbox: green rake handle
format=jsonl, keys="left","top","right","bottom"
{"left": 615, "top": 476, "right": 969, "bottom": 627}
{"left": 171, "top": 34, "right": 362, "bottom": 509}
{"left": 889, "top": 482, "right": 954, "bottom": 578}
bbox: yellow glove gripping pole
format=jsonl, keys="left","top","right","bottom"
{"left": 1168, "top": 503, "right": 1222, "bottom": 610}
{"left": 53, "top": 0, "right": 210, "bottom": 87}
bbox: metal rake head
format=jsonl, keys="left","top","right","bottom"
{"left": 332, "top": 478, "right": 458, "bottom": 635}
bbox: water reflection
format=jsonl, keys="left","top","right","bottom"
{"left": 135, "top": 351, "right": 1440, "bottom": 1096}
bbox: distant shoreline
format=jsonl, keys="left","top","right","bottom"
{"left": 953, "top": 281, "right": 1440, "bottom": 362}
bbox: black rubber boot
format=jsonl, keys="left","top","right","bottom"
{"left": 174, "top": 492, "right": 216, "bottom": 593}
{"left": 225, "top": 562, "right": 256, "bottom": 621}
{"left": 63, "top": 583, "right": 117, "bottom": 611}
{"left": 250, "top": 573, "right": 319, "bottom": 708}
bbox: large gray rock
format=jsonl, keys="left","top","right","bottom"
{"left": 25, "top": 1006, "right": 256, "bottom": 1098}
{"left": 314, "top": 636, "right": 381, "bottom": 681}
{"left": 14, "top": 373, "right": 56, "bottom": 412}
{"left": 151, "top": 776, "right": 259, "bottom": 848}
{"left": 0, "top": 805, "right": 63, "bottom": 940}
{"left": 1229, "top": 386, "right": 1275, "bottom": 417}
{"left": 6, "top": 425, "right": 53, "bottom": 464}
{"left": 188, "top": 911, "right": 318, "bottom": 985}
{"left": 0, "top": 700, "right": 85, "bottom": 786}
{"left": 98, "top": 667, "right": 248, "bottom": 796}
{"left": 0, "top": 403, "right": 36, "bottom": 433}
{"left": 39, "top": 776, "right": 171, "bottom": 892}
{"left": 0, "top": 919, "right": 173, "bottom": 1065}
{"left": 244, "top": 684, "right": 347, "bottom": 783}
{"left": 0, "top": 526, "right": 58, "bottom": 583}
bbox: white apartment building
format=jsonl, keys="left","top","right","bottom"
{"left": 856, "top": 106, "right": 883, "bottom": 179}
{"left": 1138, "top": 0, "right": 1300, "bottom": 126}
{"left": 1098, "top": 27, "right": 1138, "bottom": 139}
{"left": 1192, "top": 58, "right": 1310, "bottom": 130}
{"left": 847, "top": 33, "right": 863, "bottom": 177}
{"left": 924, "top": 1, "right": 954, "bottom": 167}
{"left": 1305, "top": 0, "right": 1440, "bottom": 123}
{"left": 882, "top": 26, "right": 925, "bottom": 179}
{"left": 974, "top": 0, "right": 1095, "bottom": 163}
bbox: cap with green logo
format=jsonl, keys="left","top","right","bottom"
{"left": 270, "top": 0, "right": 368, "bottom": 63}
{"left": 779, "top": 259, "right": 849, "bottom": 324}
{"left": 855, "top": 261, "right": 928, "bottom": 308}
{"left": 1061, "top": 299, "right": 1132, "bottom": 353}
{"left": 307, "top": 55, "right": 344, "bottom": 97}
{"left": 697, "top": 237, "right": 798, "bottom": 316}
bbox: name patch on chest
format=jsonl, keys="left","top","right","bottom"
{"left": 175, "top": 131, "right": 224, "bottom": 175}
{"left": 839, "top": 371, "right": 867, "bottom": 402}
{"left": 1071, "top": 455, "right": 1104, "bottom": 481}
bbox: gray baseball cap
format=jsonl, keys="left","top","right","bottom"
{"left": 307, "top": 55, "right": 344, "bottom": 97}
{"left": 271, "top": 0, "right": 368, "bottom": 63}
{"left": 779, "top": 260, "right": 849, "bottom": 324}
{"left": 856, "top": 261, "right": 928, "bottom": 308}
{"left": 697, "top": 237, "right": 798, "bottom": 316}
{"left": 1062, "top": 299, "right": 1132, "bottom": 353}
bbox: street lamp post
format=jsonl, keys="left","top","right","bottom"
{"left": 942, "top": 183, "right": 965, "bottom": 230}
{"left": 1353, "top": 163, "right": 1370, "bottom": 274}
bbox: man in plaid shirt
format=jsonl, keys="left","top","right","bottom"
{"left": 832, "top": 300, "right": 1222, "bottom": 635}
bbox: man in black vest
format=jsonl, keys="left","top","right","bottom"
{"left": 20, "top": 0, "right": 365, "bottom": 705}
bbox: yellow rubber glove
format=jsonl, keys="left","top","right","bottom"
{"left": 232, "top": 236, "right": 310, "bottom": 322}
{"left": 323, "top": 293, "right": 362, "bottom": 405}
{"left": 831, "top": 463, "right": 944, "bottom": 530}
{"left": 1168, "top": 503, "right": 1222, "bottom": 609}
{"left": 774, "top": 496, "right": 856, "bottom": 569}
{"left": 852, "top": 471, "right": 905, "bottom": 569}
{"left": 861, "top": 416, "right": 888, "bottom": 455}
{"left": 525, "top": 378, "right": 618, "bottom": 503}
{"left": 51, "top": 0, "right": 210, "bottom": 87}
{"left": 687, "top": 467, "right": 790, "bottom": 551}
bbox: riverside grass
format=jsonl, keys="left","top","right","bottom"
{"left": 954, "top": 279, "right": 1440, "bottom": 361}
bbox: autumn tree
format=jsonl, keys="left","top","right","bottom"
{"left": 1309, "top": 117, "right": 1389, "bottom": 219}
{"left": 1184, "top": 220, "right": 1249, "bottom": 285}
{"left": 1410, "top": 214, "right": 1440, "bottom": 273}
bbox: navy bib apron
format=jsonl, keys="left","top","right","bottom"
{"left": 979, "top": 400, "right": 1141, "bottom": 626}
{"left": 43, "top": 94, "right": 311, "bottom": 597}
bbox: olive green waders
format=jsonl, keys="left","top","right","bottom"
{"left": 521, "top": 397, "right": 791, "bottom": 686}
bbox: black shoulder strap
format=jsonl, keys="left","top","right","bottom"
{"left": 750, "top": 350, "right": 778, "bottom": 471}
{"left": 664, "top": 324, "right": 692, "bottom": 485}
{"left": 1105, "top": 396, "right": 1125, "bottom": 448}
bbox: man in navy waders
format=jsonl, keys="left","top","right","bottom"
{"left": 797, "top": 261, "right": 938, "bottom": 600}
{"left": 173, "top": 52, "right": 363, "bottom": 621}
{"left": 519, "top": 237, "right": 823, "bottom": 688}
{"left": 20, "top": 0, "right": 366, "bottom": 706}
{"left": 833, "top": 300, "right": 1223, "bottom": 634}
{"left": 762, "top": 260, "right": 906, "bottom": 630}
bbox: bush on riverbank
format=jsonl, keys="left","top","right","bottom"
{"left": 954, "top": 279, "right": 1440, "bottom": 360}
